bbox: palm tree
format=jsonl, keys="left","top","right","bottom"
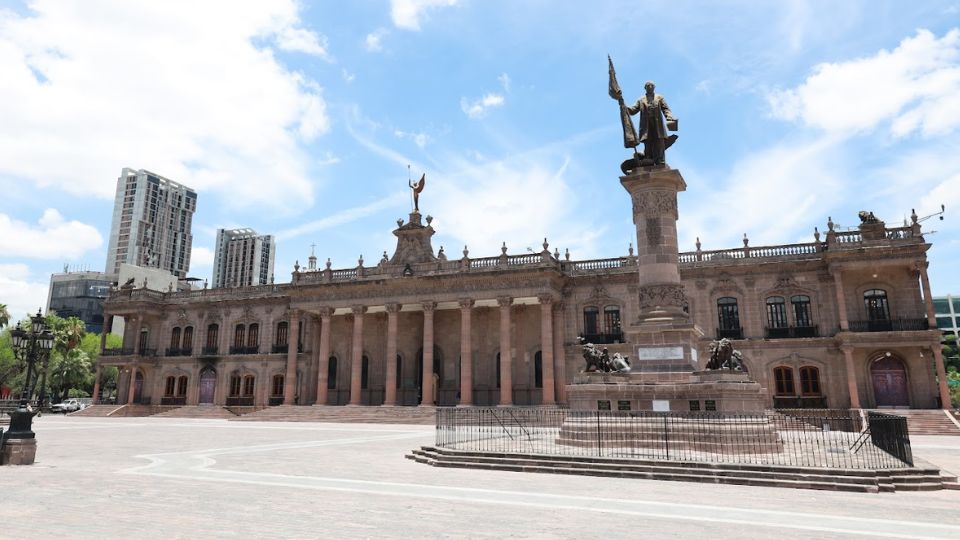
{"left": 0, "top": 303, "right": 9, "bottom": 328}
{"left": 61, "top": 316, "right": 86, "bottom": 352}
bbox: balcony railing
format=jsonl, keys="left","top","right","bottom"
{"left": 102, "top": 348, "right": 134, "bottom": 356}
{"left": 226, "top": 396, "right": 255, "bottom": 406}
{"left": 201, "top": 346, "right": 219, "bottom": 356}
{"left": 229, "top": 346, "right": 260, "bottom": 355}
{"left": 848, "top": 318, "right": 929, "bottom": 332}
{"left": 764, "top": 326, "right": 819, "bottom": 339}
{"left": 716, "top": 327, "right": 743, "bottom": 340}
{"left": 579, "top": 332, "right": 624, "bottom": 345}
{"left": 160, "top": 396, "right": 187, "bottom": 406}
{"left": 272, "top": 344, "right": 289, "bottom": 354}
{"left": 165, "top": 347, "right": 193, "bottom": 357}
{"left": 137, "top": 348, "right": 157, "bottom": 357}
{"left": 773, "top": 395, "right": 828, "bottom": 409}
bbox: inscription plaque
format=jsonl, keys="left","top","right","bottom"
{"left": 636, "top": 346, "right": 684, "bottom": 361}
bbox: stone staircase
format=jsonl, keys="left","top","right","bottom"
{"left": 874, "top": 410, "right": 960, "bottom": 436}
{"left": 152, "top": 405, "right": 239, "bottom": 419}
{"left": 233, "top": 405, "right": 437, "bottom": 424}
{"left": 407, "top": 446, "right": 954, "bottom": 493}
{"left": 69, "top": 404, "right": 124, "bottom": 417}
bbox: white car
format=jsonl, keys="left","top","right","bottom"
{"left": 51, "top": 399, "right": 82, "bottom": 413}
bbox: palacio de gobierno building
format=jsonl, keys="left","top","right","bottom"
{"left": 97, "top": 93, "right": 951, "bottom": 414}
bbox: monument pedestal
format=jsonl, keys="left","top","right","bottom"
{"left": 1, "top": 438, "right": 37, "bottom": 465}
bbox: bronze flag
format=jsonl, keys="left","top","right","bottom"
{"left": 608, "top": 56, "right": 639, "bottom": 149}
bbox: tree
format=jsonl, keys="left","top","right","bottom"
{"left": 943, "top": 334, "right": 960, "bottom": 373}
{"left": 0, "top": 303, "right": 9, "bottom": 328}
{"left": 49, "top": 348, "right": 93, "bottom": 400}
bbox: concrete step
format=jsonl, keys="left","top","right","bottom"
{"left": 69, "top": 405, "right": 122, "bottom": 417}
{"left": 408, "top": 446, "right": 947, "bottom": 493}
{"left": 232, "top": 405, "right": 436, "bottom": 424}
{"left": 870, "top": 410, "right": 960, "bottom": 436}
{"left": 152, "top": 405, "right": 238, "bottom": 419}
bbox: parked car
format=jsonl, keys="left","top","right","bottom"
{"left": 51, "top": 399, "right": 82, "bottom": 413}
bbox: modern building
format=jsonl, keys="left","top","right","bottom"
{"left": 105, "top": 168, "right": 197, "bottom": 279}
{"left": 46, "top": 269, "right": 113, "bottom": 333}
{"left": 212, "top": 228, "right": 275, "bottom": 289}
{"left": 934, "top": 295, "right": 960, "bottom": 339}
{"left": 99, "top": 181, "right": 950, "bottom": 411}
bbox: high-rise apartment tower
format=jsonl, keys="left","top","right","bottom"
{"left": 212, "top": 228, "right": 276, "bottom": 288}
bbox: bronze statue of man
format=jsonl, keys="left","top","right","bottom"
{"left": 626, "top": 81, "right": 678, "bottom": 166}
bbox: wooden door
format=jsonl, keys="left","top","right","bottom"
{"left": 871, "top": 357, "right": 909, "bottom": 407}
{"left": 199, "top": 369, "right": 216, "bottom": 404}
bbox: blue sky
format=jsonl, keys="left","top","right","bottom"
{"left": 1, "top": 0, "right": 959, "bottom": 320}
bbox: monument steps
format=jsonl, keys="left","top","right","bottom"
{"left": 232, "top": 404, "right": 436, "bottom": 424}
{"left": 407, "top": 446, "right": 948, "bottom": 493}
{"left": 151, "top": 405, "right": 238, "bottom": 419}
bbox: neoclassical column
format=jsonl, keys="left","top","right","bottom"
{"left": 458, "top": 298, "right": 475, "bottom": 406}
{"left": 99, "top": 314, "right": 113, "bottom": 354}
{"left": 126, "top": 363, "right": 138, "bottom": 404}
{"left": 349, "top": 305, "right": 367, "bottom": 406}
{"left": 384, "top": 303, "right": 401, "bottom": 406}
{"left": 553, "top": 302, "right": 566, "bottom": 404}
{"left": 92, "top": 364, "right": 102, "bottom": 405}
{"left": 831, "top": 267, "right": 849, "bottom": 331}
{"left": 841, "top": 347, "right": 861, "bottom": 408}
{"left": 917, "top": 262, "right": 937, "bottom": 326}
{"left": 498, "top": 296, "right": 513, "bottom": 406}
{"left": 283, "top": 310, "right": 300, "bottom": 405}
{"left": 538, "top": 294, "right": 556, "bottom": 405}
{"left": 420, "top": 301, "right": 437, "bottom": 406}
{"left": 316, "top": 307, "right": 333, "bottom": 405}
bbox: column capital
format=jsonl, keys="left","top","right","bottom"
{"left": 317, "top": 306, "right": 334, "bottom": 319}
{"left": 537, "top": 293, "right": 555, "bottom": 306}
{"left": 497, "top": 296, "right": 514, "bottom": 308}
{"left": 912, "top": 259, "right": 929, "bottom": 272}
{"left": 385, "top": 303, "right": 402, "bottom": 314}
{"left": 840, "top": 345, "right": 855, "bottom": 354}
{"left": 458, "top": 298, "right": 475, "bottom": 309}
{"left": 351, "top": 305, "right": 368, "bottom": 316}
{"left": 286, "top": 309, "right": 302, "bottom": 320}
{"left": 421, "top": 301, "right": 437, "bottom": 313}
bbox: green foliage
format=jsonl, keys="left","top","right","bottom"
{"left": 48, "top": 348, "right": 93, "bottom": 400}
{"left": 0, "top": 328, "right": 19, "bottom": 389}
{"left": 943, "top": 334, "right": 960, "bottom": 373}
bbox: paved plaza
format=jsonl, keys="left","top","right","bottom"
{"left": 2, "top": 416, "right": 960, "bottom": 539}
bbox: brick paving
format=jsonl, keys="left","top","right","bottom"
{"left": 2, "top": 416, "right": 960, "bottom": 539}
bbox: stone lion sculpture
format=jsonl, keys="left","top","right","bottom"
{"left": 706, "top": 338, "right": 743, "bottom": 371}
{"left": 578, "top": 337, "right": 631, "bottom": 373}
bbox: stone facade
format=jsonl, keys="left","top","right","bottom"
{"left": 99, "top": 195, "right": 950, "bottom": 411}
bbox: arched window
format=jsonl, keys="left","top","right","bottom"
{"left": 799, "top": 366, "right": 821, "bottom": 396}
{"left": 164, "top": 376, "right": 176, "bottom": 397}
{"left": 242, "top": 375, "right": 255, "bottom": 396}
{"left": 169, "top": 327, "right": 181, "bottom": 349}
{"left": 766, "top": 296, "right": 787, "bottom": 329}
{"left": 233, "top": 324, "right": 245, "bottom": 348}
{"left": 182, "top": 326, "right": 194, "bottom": 351}
{"left": 864, "top": 289, "right": 890, "bottom": 321}
{"left": 229, "top": 375, "right": 241, "bottom": 397}
{"left": 583, "top": 307, "right": 599, "bottom": 337}
{"left": 271, "top": 374, "right": 284, "bottom": 397}
{"left": 327, "top": 357, "right": 338, "bottom": 389}
{"left": 534, "top": 351, "right": 543, "bottom": 388}
{"left": 275, "top": 321, "right": 289, "bottom": 346}
{"left": 247, "top": 323, "right": 259, "bottom": 349}
{"left": 717, "top": 297, "right": 741, "bottom": 338}
{"left": 361, "top": 355, "right": 370, "bottom": 389}
{"left": 176, "top": 375, "right": 188, "bottom": 397}
{"left": 791, "top": 296, "right": 812, "bottom": 328}
{"left": 603, "top": 306, "right": 622, "bottom": 339}
{"left": 206, "top": 324, "right": 219, "bottom": 351}
{"left": 773, "top": 366, "right": 795, "bottom": 396}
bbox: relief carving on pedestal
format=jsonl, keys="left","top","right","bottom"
{"left": 631, "top": 191, "right": 678, "bottom": 219}
{"left": 638, "top": 284, "right": 686, "bottom": 310}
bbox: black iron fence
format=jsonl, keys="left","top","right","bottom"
{"left": 848, "top": 318, "right": 929, "bottom": 332}
{"left": 435, "top": 408, "right": 913, "bottom": 469}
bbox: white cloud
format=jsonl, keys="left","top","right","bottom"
{"left": 390, "top": 0, "right": 458, "bottom": 31}
{"left": 0, "top": 264, "right": 49, "bottom": 323}
{"left": 498, "top": 72, "right": 511, "bottom": 92}
{"left": 768, "top": 29, "right": 960, "bottom": 137}
{"left": 341, "top": 68, "right": 355, "bottom": 83}
{"left": 0, "top": 0, "right": 330, "bottom": 212}
{"left": 0, "top": 209, "right": 103, "bottom": 259}
{"left": 275, "top": 26, "right": 331, "bottom": 59}
{"left": 460, "top": 93, "right": 505, "bottom": 119}
{"left": 365, "top": 28, "right": 388, "bottom": 52}
{"left": 276, "top": 194, "right": 408, "bottom": 241}
{"left": 394, "top": 129, "right": 431, "bottom": 148}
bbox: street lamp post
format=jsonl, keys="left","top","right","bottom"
{"left": 6, "top": 309, "right": 54, "bottom": 445}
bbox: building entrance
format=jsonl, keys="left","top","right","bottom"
{"left": 871, "top": 356, "right": 909, "bottom": 407}
{"left": 199, "top": 368, "right": 216, "bottom": 404}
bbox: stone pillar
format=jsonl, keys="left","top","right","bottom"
{"left": 384, "top": 303, "right": 401, "bottom": 406}
{"left": 130, "top": 317, "right": 142, "bottom": 353}
{"left": 458, "top": 298, "right": 475, "bottom": 406}
{"left": 420, "top": 302, "right": 437, "bottom": 406}
{"left": 126, "top": 363, "right": 138, "bottom": 404}
{"left": 283, "top": 310, "right": 300, "bottom": 405}
{"left": 349, "top": 305, "right": 367, "bottom": 406}
{"left": 498, "top": 296, "right": 513, "bottom": 406}
{"left": 620, "top": 167, "right": 702, "bottom": 371}
{"left": 918, "top": 263, "right": 937, "bottom": 326}
{"left": 832, "top": 268, "right": 849, "bottom": 331}
{"left": 100, "top": 314, "right": 113, "bottom": 354}
{"left": 316, "top": 308, "right": 332, "bottom": 405}
{"left": 553, "top": 303, "right": 566, "bottom": 404}
{"left": 932, "top": 345, "right": 952, "bottom": 409}
{"left": 538, "top": 294, "right": 556, "bottom": 405}
{"left": 92, "top": 364, "right": 102, "bottom": 405}
{"left": 842, "top": 347, "right": 860, "bottom": 408}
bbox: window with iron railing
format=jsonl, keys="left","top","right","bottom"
{"left": 271, "top": 374, "right": 284, "bottom": 397}
{"left": 243, "top": 375, "right": 255, "bottom": 397}
{"left": 230, "top": 375, "right": 241, "bottom": 397}
{"left": 717, "top": 297, "right": 742, "bottom": 339}
{"left": 792, "top": 296, "right": 812, "bottom": 327}
{"left": 275, "top": 321, "right": 289, "bottom": 346}
{"left": 766, "top": 297, "right": 787, "bottom": 329}
{"left": 864, "top": 289, "right": 890, "bottom": 321}
{"left": 800, "top": 366, "right": 821, "bottom": 396}
{"left": 233, "top": 324, "right": 245, "bottom": 348}
{"left": 247, "top": 323, "right": 259, "bottom": 349}
{"left": 170, "top": 327, "right": 181, "bottom": 349}
{"left": 206, "top": 324, "right": 219, "bottom": 350}
{"left": 164, "top": 376, "right": 176, "bottom": 397}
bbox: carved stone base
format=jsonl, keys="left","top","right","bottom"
{"left": 1, "top": 437, "right": 38, "bottom": 466}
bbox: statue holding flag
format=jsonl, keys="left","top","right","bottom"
{"left": 608, "top": 56, "right": 679, "bottom": 172}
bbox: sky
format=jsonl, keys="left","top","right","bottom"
{"left": 1, "top": 0, "right": 960, "bottom": 320}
